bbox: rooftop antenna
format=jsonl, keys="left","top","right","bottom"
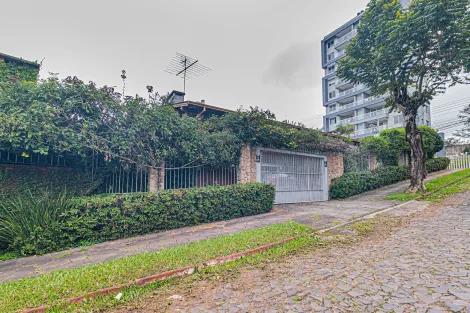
{"left": 165, "top": 52, "right": 211, "bottom": 93}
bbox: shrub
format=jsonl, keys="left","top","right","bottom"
{"left": 426, "top": 157, "right": 450, "bottom": 173}
{"left": 0, "top": 191, "right": 72, "bottom": 253}
{"left": 330, "top": 166, "right": 410, "bottom": 199}
{"left": 330, "top": 158, "right": 450, "bottom": 199}
{"left": 10, "top": 183, "right": 275, "bottom": 255}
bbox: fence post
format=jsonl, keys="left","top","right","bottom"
{"left": 157, "top": 161, "right": 165, "bottom": 190}
{"left": 148, "top": 162, "right": 158, "bottom": 193}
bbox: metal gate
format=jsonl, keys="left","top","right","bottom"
{"left": 257, "top": 148, "right": 328, "bottom": 204}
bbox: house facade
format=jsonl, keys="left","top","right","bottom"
{"left": 320, "top": 1, "right": 431, "bottom": 139}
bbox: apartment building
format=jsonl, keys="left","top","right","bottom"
{"left": 321, "top": 1, "right": 430, "bottom": 139}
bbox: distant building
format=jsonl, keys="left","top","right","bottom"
{"left": 320, "top": 1, "right": 431, "bottom": 139}
{"left": 0, "top": 52, "right": 40, "bottom": 82}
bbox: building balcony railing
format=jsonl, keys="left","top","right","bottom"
{"left": 336, "top": 108, "right": 387, "bottom": 126}
{"left": 335, "top": 29, "right": 357, "bottom": 48}
{"left": 354, "top": 124, "right": 388, "bottom": 137}
{"left": 336, "top": 84, "right": 365, "bottom": 99}
{"left": 327, "top": 95, "right": 386, "bottom": 115}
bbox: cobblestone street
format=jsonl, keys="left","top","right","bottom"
{"left": 129, "top": 192, "right": 470, "bottom": 313}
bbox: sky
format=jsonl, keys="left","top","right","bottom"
{"left": 1, "top": 0, "right": 469, "bottom": 136}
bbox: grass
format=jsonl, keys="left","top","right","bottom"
{"left": 0, "top": 222, "right": 315, "bottom": 313}
{"left": 50, "top": 233, "right": 324, "bottom": 313}
{"left": 385, "top": 169, "right": 470, "bottom": 202}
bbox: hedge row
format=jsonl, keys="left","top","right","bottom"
{"left": 13, "top": 183, "right": 276, "bottom": 255}
{"left": 425, "top": 157, "right": 450, "bottom": 173}
{"left": 329, "top": 158, "right": 450, "bottom": 199}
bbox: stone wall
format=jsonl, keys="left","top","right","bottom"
{"left": 370, "top": 155, "right": 377, "bottom": 171}
{"left": 327, "top": 152, "right": 344, "bottom": 187}
{"left": 238, "top": 145, "right": 257, "bottom": 183}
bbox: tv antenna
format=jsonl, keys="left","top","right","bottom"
{"left": 165, "top": 52, "right": 211, "bottom": 93}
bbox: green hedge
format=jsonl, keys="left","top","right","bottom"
{"left": 425, "top": 157, "right": 450, "bottom": 173}
{"left": 12, "top": 183, "right": 275, "bottom": 255}
{"left": 329, "top": 166, "right": 410, "bottom": 199}
{"left": 330, "top": 157, "right": 450, "bottom": 199}
{"left": 0, "top": 165, "right": 101, "bottom": 201}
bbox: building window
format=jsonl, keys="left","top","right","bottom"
{"left": 330, "top": 117, "right": 337, "bottom": 125}
{"left": 426, "top": 120, "right": 430, "bottom": 126}
{"left": 328, "top": 65, "right": 336, "bottom": 74}
{"left": 328, "top": 79, "right": 336, "bottom": 87}
{"left": 328, "top": 52, "right": 335, "bottom": 61}
{"left": 393, "top": 115, "right": 404, "bottom": 124}
{"left": 329, "top": 91, "right": 336, "bottom": 99}
{"left": 327, "top": 40, "right": 335, "bottom": 48}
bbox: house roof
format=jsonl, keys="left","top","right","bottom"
{"left": 0, "top": 52, "right": 40, "bottom": 68}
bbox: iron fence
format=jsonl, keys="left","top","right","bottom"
{"left": 0, "top": 150, "right": 70, "bottom": 167}
{"left": 104, "top": 161, "right": 238, "bottom": 194}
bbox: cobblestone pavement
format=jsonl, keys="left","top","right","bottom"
{"left": 149, "top": 192, "right": 470, "bottom": 313}
{"left": 0, "top": 170, "right": 454, "bottom": 283}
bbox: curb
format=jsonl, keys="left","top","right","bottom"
{"left": 318, "top": 173, "right": 470, "bottom": 234}
{"left": 22, "top": 172, "right": 470, "bottom": 313}
{"left": 22, "top": 237, "right": 301, "bottom": 313}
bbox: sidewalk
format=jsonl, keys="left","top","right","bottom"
{"left": 0, "top": 170, "right": 455, "bottom": 283}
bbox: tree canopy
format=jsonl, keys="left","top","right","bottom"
{"left": 0, "top": 76, "right": 350, "bottom": 171}
{"left": 361, "top": 126, "right": 444, "bottom": 165}
{"left": 337, "top": 0, "right": 470, "bottom": 192}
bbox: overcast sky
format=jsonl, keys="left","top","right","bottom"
{"left": 2, "top": 0, "right": 469, "bottom": 135}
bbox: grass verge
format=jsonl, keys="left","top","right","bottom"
{"left": 0, "top": 222, "right": 314, "bottom": 313}
{"left": 385, "top": 169, "right": 470, "bottom": 202}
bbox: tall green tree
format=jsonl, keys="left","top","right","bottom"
{"left": 337, "top": 0, "right": 470, "bottom": 192}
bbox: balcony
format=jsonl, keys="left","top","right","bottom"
{"left": 335, "top": 29, "right": 357, "bottom": 49}
{"left": 354, "top": 124, "right": 388, "bottom": 137}
{"left": 338, "top": 116, "right": 356, "bottom": 125}
{"left": 356, "top": 108, "right": 389, "bottom": 122}
{"left": 327, "top": 50, "right": 346, "bottom": 64}
{"left": 337, "top": 84, "right": 365, "bottom": 98}
{"left": 334, "top": 96, "right": 386, "bottom": 113}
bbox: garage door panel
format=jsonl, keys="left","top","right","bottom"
{"left": 257, "top": 148, "right": 328, "bottom": 204}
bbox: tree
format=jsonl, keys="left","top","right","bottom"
{"left": 334, "top": 124, "right": 355, "bottom": 138}
{"left": 361, "top": 126, "right": 444, "bottom": 166}
{"left": 337, "top": 0, "right": 470, "bottom": 192}
{"left": 0, "top": 76, "right": 241, "bottom": 191}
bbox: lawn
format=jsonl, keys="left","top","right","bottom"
{"left": 385, "top": 169, "right": 470, "bottom": 202}
{"left": 0, "top": 222, "right": 317, "bottom": 313}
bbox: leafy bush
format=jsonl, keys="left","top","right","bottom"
{"left": 10, "top": 183, "right": 275, "bottom": 255}
{"left": 425, "top": 157, "right": 450, "bottom": 173}
{"left": 0, "top": 166, "right": 101, "bottom": 201}
{"left": 330, "top": 166, "right": 410, "bottom": 199}
{"left": 330, "top": 158, "right": 450, "bottom": 199}
{"left": 361, "top": 126, "right": 444, "bottom": 165}
{"left": 0, "top": 191, "right": 72, "bottom": 252}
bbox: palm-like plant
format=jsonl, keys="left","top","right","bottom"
{"left": 0, "top": 191, "right": 71, "bottom": 250}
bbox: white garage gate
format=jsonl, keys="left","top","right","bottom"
{"left": 256, "top": 148, "right": 328, "bottom": 204}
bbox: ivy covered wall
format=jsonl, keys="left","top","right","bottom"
{"left": 0, "top": 165, "right": 102, "bottom": 200}
{"left": 0, "top": 57, "right": 39, "bottom": 83}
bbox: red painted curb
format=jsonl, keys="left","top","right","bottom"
{"left": 22, "top": 267, "right": 196, "bottom": 312}
{"left": 20, "top": 235, "right": 308, "bottom": 312}
{"left": 200, "top": 235, "right": 301, "bottom": 269}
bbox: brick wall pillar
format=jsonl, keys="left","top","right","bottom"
{"left": 237, "top": 144, "right": 257, "bottom": 183}
{"left": 370, "top": 155, "right": 377, "bottom": 170}
{"left": 327, "top": 152, "right": 344, "bottom": 187}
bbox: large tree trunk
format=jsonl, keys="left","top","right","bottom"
{"left": 404, "top": 112, "right": 427, "bottom": 193}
